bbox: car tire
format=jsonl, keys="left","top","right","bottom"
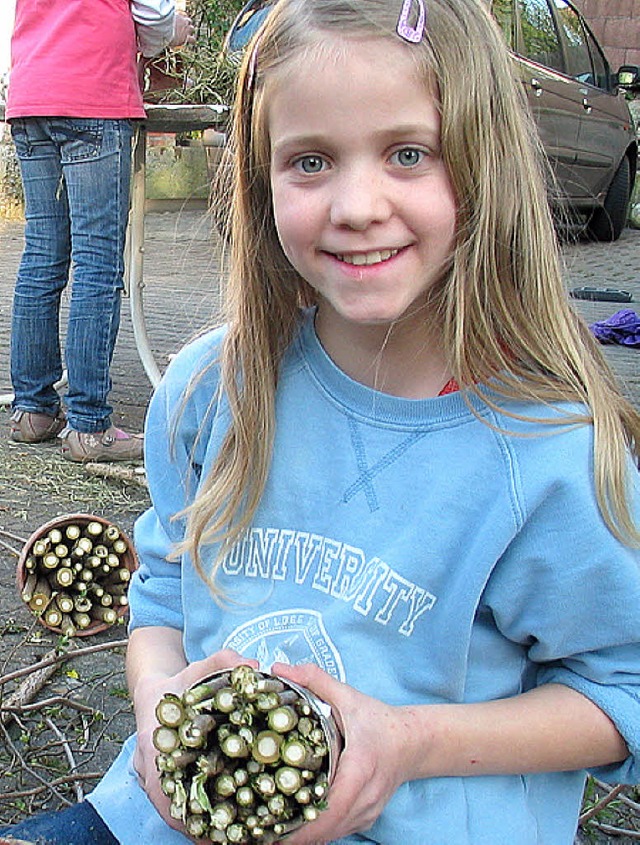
{"left": 586, "top": 156, "right": 631, "bottom": 242}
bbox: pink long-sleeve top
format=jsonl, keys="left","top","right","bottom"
{"left": 6, "top": 0, "right": 174, "bottom": 120}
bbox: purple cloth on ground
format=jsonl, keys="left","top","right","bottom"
{"left": 589, "top": 309, "right": 640, "bottom": 347}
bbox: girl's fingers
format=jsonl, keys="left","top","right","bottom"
{"left": 271, "top": 661, "right": 347, "bottom": 732}
{"left": 177, "top": 649, "right": 259, "bottom": 688}
{"left": 271, "top": 661, "right": 339, "bottom": 700}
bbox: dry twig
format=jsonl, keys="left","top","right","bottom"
{"left": 590, "top": 822, "right": 640, "bottom": 839}
{"left": 0, "top": 772, "right": 102, "bottom": 801}
{"left": 44, "top": 717, "right": 84, "bottom": 801}
{"left": 0, "top": 646, "right": 75, "bottom": 725}
{"left": 0, "top": 638, "right": 128, "bottom": 688}
{"left": 2, "top": 696, "right": 95, "bottom": 716}
{"left": 579, "top": 783, "right": 626, "bottom": 824}
{"left": 83, "top": 462, "right": 148, "bottom": 489}
{"left": 0, "top": 633, "right": 131, "bottom": 823}
{"left": 0, "top": 716, "right": 73, "bottom": 807}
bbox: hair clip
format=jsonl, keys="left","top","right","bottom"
{"left": 396, "top": 0, "right": 426, "bottom": 44}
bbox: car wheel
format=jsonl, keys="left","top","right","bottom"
{"left": 586, "top": 156, "right": 631, "bottom": 242}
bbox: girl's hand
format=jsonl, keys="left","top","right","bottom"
{"left": 271, "top": 662, "right": 411, "bottom": 844}
{"left": 169, "top": 10, "right": 196, "bottom": 48}
{"left": 132, "top": 649, "right": 259, "bottom": 839}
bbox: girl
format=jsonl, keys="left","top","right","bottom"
{"left": 3, "top": 0, "right": 639, "bottom": 843}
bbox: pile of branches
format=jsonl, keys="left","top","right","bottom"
{"left": 143, "top": 0, "right": 245, "bottom": 106}
{"left": 0, "top": 628, "right": 132, "bottom": 824}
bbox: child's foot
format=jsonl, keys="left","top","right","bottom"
{"left": 59, "top": 426, "right": 143, "bottom": 462}
{"left": 10, "top": 409, "right": 66, "bottom": 443}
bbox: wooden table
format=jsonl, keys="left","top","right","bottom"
{"left": 127, "top": 104, "right": 229, "bottom": 385}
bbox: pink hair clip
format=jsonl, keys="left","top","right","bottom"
{"left": 396, "top": 0, "right": 426, "bottom": 43}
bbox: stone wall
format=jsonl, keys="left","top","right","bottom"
{"left": 573, "top": 0, "right": 640, "bottom": 70}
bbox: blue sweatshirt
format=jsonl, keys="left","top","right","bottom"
{"left": 89, "top": 310, "right": 640, "bottom": 844}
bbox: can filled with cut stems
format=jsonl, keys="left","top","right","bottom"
{"left": 153, "top": 664, "right": 342, "bottom": 843}
{"left": 16, "top": 513, "right": 137, "bottom": 637}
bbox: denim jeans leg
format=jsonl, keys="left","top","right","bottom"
{"left": 10, "top": 118, "right": 71, "bottom": 417}
{"left": 0, "top": 800, "right": 118, "bottom": 845}
{"left": 55, "top": 118, "right": 133, "bottom": 433}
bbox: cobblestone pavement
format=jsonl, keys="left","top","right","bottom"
{"left": 561, "top": 225, "right": 640, "bottom": 410}
{"left": 0, "top": 209, "right": 638, "bottom": 428}
{"left": 0, "top": 206, "right": 223, "bottom": 433}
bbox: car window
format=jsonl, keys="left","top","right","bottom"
{"left": 552, "top": 0, "right": 595, "bottom": 85}
{"left": 518, "top": 0, "right": 563, "bottom": 71}
{"left": 583, "top": 25, "right": 610, "bottom": 90}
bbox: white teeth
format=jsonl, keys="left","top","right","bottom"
{"left": 337, "top": 249, "right": 398, "bottom": 266}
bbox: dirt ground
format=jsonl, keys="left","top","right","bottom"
{"left": 0, "top": 427, "right": 149, "bottom": 824}
{"left": 0, "top": 209, "right": 217, "bottom": 830}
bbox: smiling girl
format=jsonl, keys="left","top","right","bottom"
{"left": 1, "top": 0, "right": 639, "bottom": 843}
{"left": 268, "top": 33, "right": 456, "bottom": 397}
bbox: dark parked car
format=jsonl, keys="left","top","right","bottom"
{"left": 490, "top": 0, "right": 639, "bottom": 241}
{"left": 226, "top": 0, "right": 640, "bottom": 242}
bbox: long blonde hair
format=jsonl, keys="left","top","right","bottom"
{"left": 182, "top": 0, "right": 640, "bottom": 588}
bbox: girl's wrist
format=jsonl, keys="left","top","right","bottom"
{"left": 395, "top": 704, "right": 448, "bottom": 780}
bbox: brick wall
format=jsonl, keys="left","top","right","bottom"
{"left": 573, "top": 0, "right": 640, "bottom": 70}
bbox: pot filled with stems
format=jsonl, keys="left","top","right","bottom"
{"left": 16, "top": 513, "right": 137, "bottom": 637}
{"left": 153, "top": 664, "right": 341, "bottom": 843}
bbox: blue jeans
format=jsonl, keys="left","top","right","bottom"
{"left": 0, "top": 800, "right": 118, "bottom": 844}
{"left": 10, "top": 117, "right": 134, "bottom": 433}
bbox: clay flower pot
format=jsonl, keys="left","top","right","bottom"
{"left": 16, "top": 513, "right": 137, "bottom": 637}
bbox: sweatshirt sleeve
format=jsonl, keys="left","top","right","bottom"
{"left": 484, "top": 431, "right": 640, "bottom": 784}
{"left": 127, "top": 331, "right": 224, "bottom": 632}
{"left": 131, "top": 0, "right": 176, "bottom": 57}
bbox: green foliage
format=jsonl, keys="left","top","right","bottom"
{"left": 492, "top": 0, "right": 514, "bottom": 46}
{"left": 149, "top": 0, "right": 247, "bottom": 105}
{"left": 110, "top": 686, "right": 132, "bottom": 700}
{"left": 190, "top": 0, "right": 246, "bottom": 32}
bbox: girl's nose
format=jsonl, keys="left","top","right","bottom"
{"left": 329, "top": 167, "right": 391, "bottom": 230}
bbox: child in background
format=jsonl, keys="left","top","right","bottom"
{"left": 2, "top": 0, "right": 640, "bottom": 843}
{"left": 5, "top": 0, "right": 194, "bottom": 462}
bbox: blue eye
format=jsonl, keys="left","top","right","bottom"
{"left": 294, "top": 155, "right": 326, "bottom": 174}
{"left": 391, "top": 148, "right": 424, "bottom": 167}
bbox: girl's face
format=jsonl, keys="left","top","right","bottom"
{"left": 269, "top": 35, "right": 457, "bottom": 345}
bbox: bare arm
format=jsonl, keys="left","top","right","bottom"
{"left": 273, "top": 663, "right": 628, "bottom": 845}
{"left": 408, "top": 682, "right": 627, "bottom": 778}
{"left": 126, "top": 625, "right": 187, "bottom": 702}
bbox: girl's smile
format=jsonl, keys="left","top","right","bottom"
{"left": 332, "top": 248, "right": 401, "bottom": 267}
{"left": 268, "top": 35, "right": 457, "bottom": 385}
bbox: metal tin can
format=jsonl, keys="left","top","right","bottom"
{"left": 164, "top": 665, "right": 342, "bottom": 841}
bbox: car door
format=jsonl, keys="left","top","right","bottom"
{"left": 551, "top": 0, "right": 631, "bottom": 204}
{"left": 511, "top": 0, "right": 588, "bottom": 202}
